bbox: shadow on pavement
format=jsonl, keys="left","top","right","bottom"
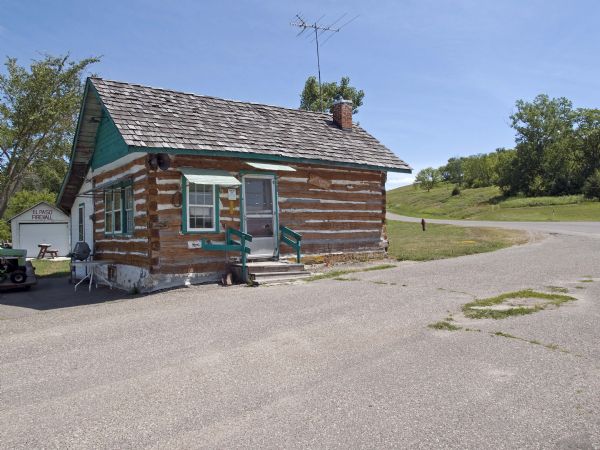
{"left": 0, "top": 276, "right": 132, "bottom": 311}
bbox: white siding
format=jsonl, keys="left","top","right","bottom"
{"left": 10, "top": 202, "right": 70, "bottom": 257}
{"left": 70, "top": 172, "right": 95, "bottom": 278}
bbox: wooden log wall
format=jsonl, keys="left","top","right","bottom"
{"left": 92, "top": 153, "right": 387, "bottom": 276}
{"left": 92, "top": 155, "right": 152, "bottom": 268}
{"left": 276, "top": 165, "right": 386, "bottom": 254}
{"left": 155, "top": 155, "right": 386, "bottom": 272}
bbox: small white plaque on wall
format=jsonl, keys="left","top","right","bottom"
{"left": 187, "top": 240, "right": 202, "bottom": 249}
{"left": 227, "top": 188, "right": 237, "bottom": 201}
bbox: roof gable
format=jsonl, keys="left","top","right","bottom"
{"left": 58, "top": 77, "right": 412, "bottom": 211}
{"left": 8, "top": 202, "right": 68, "bottom": 223}
{"left": 57, "top": 81, "right": 104, "bottom": 211}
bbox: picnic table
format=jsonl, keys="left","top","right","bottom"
{"left": 37, "top": 244, "right": 58, "bottom": 259}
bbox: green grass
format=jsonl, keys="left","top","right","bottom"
{"left": 305, "top": 264, "right": 396, "bottom": 282}
{"left": 428, "top": 320, "right": 462, "bottom": 331}
{"left": 31, "top": 259, "right": 70, "bottom": 278}
{"left": 387, "top": 182, "right": 600, "bottom": 221}
{"left": 546, "top": 286, "right": 569, "bottom": 293}
{"left": 462, "top": 289, "right": 576, "bottom": 319}
{"left": 387, "top": 221, "right": 527, "bottom": 261}
{"left": 492, "top": 331, "right": 569, "bottom": 353}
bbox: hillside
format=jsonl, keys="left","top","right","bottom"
{"left": 387, "top": 183, "right": 600, "bottom": 221}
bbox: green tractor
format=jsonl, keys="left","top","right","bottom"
{"left": 0, "top": 248, "right": 36, "bottom": 288}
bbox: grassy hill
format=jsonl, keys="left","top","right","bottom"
{"left": 387, "top": 183, "right": 600, "bottom": 221}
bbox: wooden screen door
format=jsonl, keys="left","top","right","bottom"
{"left": 242, "top": 174, "right": 277, "bottom": 258}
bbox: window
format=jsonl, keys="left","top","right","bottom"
{"left": 105, "top": 190, "right": 114, "bottom": 234}
{"left": 104, "top": 184, "right": 133, "bottom": 235}
{"left": 78, "top": 204, "right": 85, "bottom": 242}
{"left": 124, "top": 185, "right": 133, "bottom": 233}
{"left": 186, "top": 182, "right": 216, "bottom": 232}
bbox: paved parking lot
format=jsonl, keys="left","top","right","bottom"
{"left": 1, "top": 224, "right": 599, "bottom": 448}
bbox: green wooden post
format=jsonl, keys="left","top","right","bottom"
{"left": 241, "top": 235, "right": 247, "bottom": 282}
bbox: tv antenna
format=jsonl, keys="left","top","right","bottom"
{"left": 291, "top": 13, "right": 358, "bottom": 112}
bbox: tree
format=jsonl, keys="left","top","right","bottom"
{"left": 495, "top": 148, "right": 518, "bottom": 195}
{"left": 462, "top": 153, "right": 495, "bottom": 188}
{"left": 300, "top": 76, "right": 364, "bottom": 114}
{"left": 415, "top": 167, "right": 441, "bottom": 192}
{"left": 508, "top": 95, "right": 577, "bottom": 196}
{"left": 582, "top": 170, "right": 600, "bottom": 200}
{"left": 4, "top": 189, "right": 57, "bottom": 219}
{"left": 575, "top": 108, "right": 600, "bottom": 185}
{"left": 440, "top": 157, "right": 464, "bottom": 185}
{"left": 0, "top": 54, "right": 99, "bottom": 218}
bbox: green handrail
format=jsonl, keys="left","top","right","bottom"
{"left": 201, "top": 228, "right": 253, "bottom": 281}
{"left": 280, "top": 226, "right": 302, "bottom": 263}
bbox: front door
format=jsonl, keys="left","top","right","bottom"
{"left": 242, "top": 175, "right": 277, "bottom": 258}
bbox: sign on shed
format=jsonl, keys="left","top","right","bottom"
{"left": 9, "top": 202, "right": 70, "bottom": 257}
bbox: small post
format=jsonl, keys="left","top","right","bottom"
{"left": 296, "top": 241, "right": 301, "bottom": 263}
{"left": 241, "top": 235, "right": 247, "bottom": 282}
{"left": 421, "top": 218, "right": 426, "bottom": 232}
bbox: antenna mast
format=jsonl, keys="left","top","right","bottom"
{"left": 291, "top": 13, "right": 358, "bottom": 112}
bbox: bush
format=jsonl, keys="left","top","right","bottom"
{"left": 0, "top": 220, "right": 10, "bottom": 242}
{"left": 583, "top": 170, "right": 600, "bottom": 200}
{"left": 451, "top": 185, "right": 461, "bottom": 196}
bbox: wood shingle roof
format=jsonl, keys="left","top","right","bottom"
{"left": 91, "top": 78, "right": 411, "bottom": 172}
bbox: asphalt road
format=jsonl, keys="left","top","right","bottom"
{"left": 387, "top": 212, "right": 600, "bottom": 237}
{"left": 1, "top": 221, "right": 599, "bottom": 448}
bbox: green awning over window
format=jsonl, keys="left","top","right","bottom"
{"left": 180, "top": 168, "right": 241, "bottom": 186}
{"left": 245, "top": 162, "right": 296, "bottom": 172}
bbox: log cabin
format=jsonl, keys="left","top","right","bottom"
{"left": 57, "top": 78, "right": 411, "bottom": 292}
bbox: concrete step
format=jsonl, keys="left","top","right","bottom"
{"left": 252, "top": 272, "right": 312, "bottom": 285}
{"left": 229, "top": 260, "right": 308, "bottom": 284}
{"left": 247, "top": 263, "right": 305, "bottom": 274}
{"left": 252, "top": 270, "right": 310, "bottom": 279}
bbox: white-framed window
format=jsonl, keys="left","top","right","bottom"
{"left": 124, "top": 185, "right": 133, "bottom": 234}
{"left": 78, "top": 203, "right": 85, "bottom": 242}
{"left": 104, "top": 184, "right": 134, "bottom": 235}
{"left": 105, "top": 190, "right": 114, "bottom": 234}
{"left": 187, "top": 182, "right": 216, "bottom": 232}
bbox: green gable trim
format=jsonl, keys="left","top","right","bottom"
{"left": 89, "top": 81, "right": 130, "bottom": 170}
{"left": 91, "top": 115, "right": 129, "bottom": 169}
{"left": 131, "top": 146, "right": 412, "bottom": 174}
{"left": 57, "top": 80, "right": 133, "bottom": 208}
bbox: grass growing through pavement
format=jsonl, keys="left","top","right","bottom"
{"left": 462, "top": 289, "right": 576, "bottom": 319}
{"left": 387, "top": 182, "right": 600, "bottom": 221}
{"left": 31, "top": 259, "right": 70, "bottom": 278}
{"left": 547, "top": 286, "right": 569, "bottom": 293}
{"left": 305, "top": 264, "right": 396, "bottom": 282}
{"left": 428, "top": 320, "right": 462, "bottom": 331}
{"left": 492, "top": 331, "right": 569, "bottom": 353}
{"left": 387, "top": 221, "right": 527, "bottom": 261}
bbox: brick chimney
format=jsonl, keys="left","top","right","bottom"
{"left": 332, "top": 98, "right": 353, "bottom": 130}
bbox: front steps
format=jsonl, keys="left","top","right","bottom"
{"left": 230, "top": 260, "right": 311, "bottom": 285}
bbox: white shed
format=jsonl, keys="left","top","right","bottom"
{"left": 9, "top": 202, "right": 70, "bottom": 257}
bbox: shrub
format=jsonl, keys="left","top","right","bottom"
{"left": 583, "top": 170, "right": 600, "bottom": 200}
{"left": 451, "top": 185, "right": 461, "bottom": 196}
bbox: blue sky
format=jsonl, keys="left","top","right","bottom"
{"left": 2, "top": 0, "right": 599, "bottom": 188}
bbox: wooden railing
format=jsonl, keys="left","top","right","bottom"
{"left": 279, "top": 226, "right": 302, "bottom": 263}
{"left": 201, "top": 228, "right": 253, "bottom": 281}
